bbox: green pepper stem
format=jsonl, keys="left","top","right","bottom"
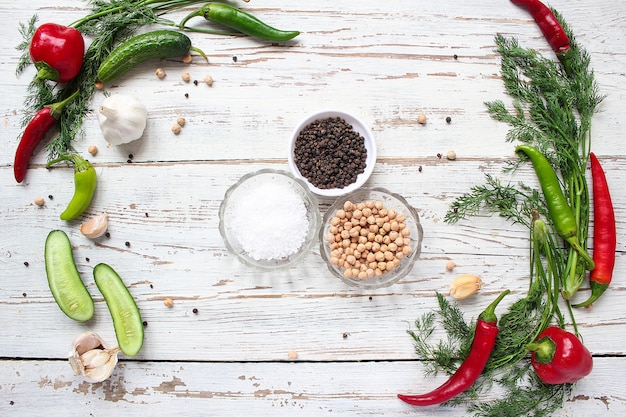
{"left": 478, "top": 289, "right": 510, "bottom": 324}
{"left": 46, "top": 153, "right": 91, "bottom": 172}
{"left": 178, "top": 7, "right": 206, "bottom": 29}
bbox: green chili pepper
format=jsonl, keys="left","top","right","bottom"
{"left": 47, "top": 154, "right": 97, "bottom": 221}
{"left": 179, "top": 3, "right": 300, "bottom": 41}
{"left": 515, "top": 145, "right": 594, "bottom": 270}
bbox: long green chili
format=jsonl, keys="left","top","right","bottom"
{"left": 179, "top": 3, "right": 300, "bottom": 41}
{"left": 515, "top": 145, "right": 594, "bottom": 270}
{"left": 47, "top": 154, "right": 97, "bottom": 221}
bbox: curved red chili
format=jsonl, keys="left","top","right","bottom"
{"left": 398, "top": 290, "right": 509, "bottom": 406}
{"left": 573, "top": 153, "right": 615, "bottom": 308}
{"left": 510, "top": 0, "right": 573, "bottom": 74}
{"left": 527, "top": 326, "right": 593, "bottom": 384}
{"left": 29, "top": 23, "right": 85, "bottom": 82}
{"left": 14, "top": 90, "right": 79, "bottom": 183}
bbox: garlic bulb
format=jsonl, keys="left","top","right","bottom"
{"left": 97, "top": 94, "right": 148, "bottom": 145}
{"left": 80, "top": 212, "right": 109, "bottom": 239}
{"left": 69, "top": 332, "right": 120, "bottom": 383}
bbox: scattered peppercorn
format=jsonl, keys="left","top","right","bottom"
{"left": 142, "top": 321, "right": 148, "bottom": 327}
{"left": 184, "top": 93, "right": 189, "bottom": 99}
{"left": 105, "top": 232, "right": 111, "bottom": 238}
{"left": 343, "top": 332, "right": 349, "bottom": 338}
{"left": 48, "top": 195, "right": 53, "bottom": 200}
{"left": 193, "top": 79, "right": 199, "bottom": 86}
{"left": 453, "top": 54, "right": 458, "bottom": 60}
{"left": 369, "top": 296, "right": 373, "bottom": 301}
{"left": 9, "top": 400, "right": 14, "bottom": 406}
{"left": 418, "top": 166, "right": 423, "bottom": 172}
{"left": 127, "top": 159, "right": 132, "bottom": 163}
{"left": 22, "top": 292, "right": 27, "bottom": 297}
{"left": 192, "top": 308, "right": 198, "bottom": 314}
{"left": 232, "top": 56, "right": 237, "bottom": 62}
{"left": 437, "top": 153, "right": 442, "bottom": 159}
{"left": 125, "top": 241, "right": 130, "bottom": 247}
{"left": 128, "top": 154, "right": 134, "bottom": 160}
{"left": 446, "top": 116, "right": 452, "bottom": 124}
{"left": 293, "top": 117, "right": 367, "bottom": 190}
{"left": 145, "top": 213, "right": 149, "bottom": 217}
{"left": 85, "top": 257, "right": 90, "bottom": 262}
{"left": 23, "top": 261, "right": 29, "bottom": 267}
{"left": 150, "top": 284, "right": 154, "bottom": 289}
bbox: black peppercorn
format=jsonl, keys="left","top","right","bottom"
{"left": 446, "top": 116, "right": 452, "bottom": 124}
{"left": 192, "top": 308, "right": 198, "bottom": 314}
{"left": 292, "top": 117, "right": 368, "bottom": 190}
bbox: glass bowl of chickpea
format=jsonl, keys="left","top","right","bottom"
{"left": 319, "top": 188, "right": 423, "bottom": 289}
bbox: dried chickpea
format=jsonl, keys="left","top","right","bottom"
{"left": 182, "top": 72, "right": 191, "bottom": 82}
{"left": 155, "top": 67, "right": 166, "bottom": 78}
{"left": 177, "top": 117, "right": 186, "bottom": 127}
{"left": 204, "top": 75, "right": 214, "bottom": 86}
{"left": 417, "top": 113, "right": 427, "bottom": 124}
{"left": 182, "top": 54, "right": 193, "bottom": 64}
{"left": 164, "top": 298, "right": 174, "bottom": 308}
{"left": 34, "top": 197, "right": 45, "bottom": 207}
{"left": 87, "top": 145, "right": 98, "bottom": 156}
{"left": 171, "top": 124, "right": 182, "bottom": 135}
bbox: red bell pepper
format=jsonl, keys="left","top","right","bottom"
{"left": 29, "top": 23, "right": 85, "bottom": 82}
{"left": 526, "top": 326, "right": 593, "bottom": 384}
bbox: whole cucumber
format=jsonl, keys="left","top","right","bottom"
{"left": 98, "top": 30, "right": 198, "bottom": 83}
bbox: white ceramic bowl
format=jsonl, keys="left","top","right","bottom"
{"left": 319, "top": 188, "right": 423, "bottom": 289}
{"left": 288, "top": 110, "right": 377, "bottom": 197}
{"left": 218, "top": 169, "right": 321, "bottom": 269}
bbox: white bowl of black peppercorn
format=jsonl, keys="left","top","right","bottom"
{"left": 288, "top": 110, "right": 377, "bottom": 197}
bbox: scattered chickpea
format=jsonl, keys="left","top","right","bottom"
{"left": 164, "top": 298, "right": 174, "bottom": 308}
{"left": 446, "top": 150, "right": 457, "bottom": 160}
{"left": 155, "top": 68, "right": 166, "bottom": 79}
{"left": 181, "top": 72, "right": 191, "bottom": 82}
{"left": 34, "top": 197, "right": 45, "bottom": 207}
{"left": 176, "top": 117, "right": 186, "bottom": 127}
{"left": 182, "top": 54, "right": 193, "bottom": 64}
{"left": 88, "top": 145, "right": 98, "bottom": 156}
{"left": 287, "top": 350, "right": 298, "bottom": 359}
{"left": 417, "top": 114, "right": 427, "bottom": 124}
{"left": 95, "top": 81, "right": 104, "bottom": 90}
{"left": 446, "top": 261, "right": 456, "bottom": 272}
{"left": 204, "top": 75, "right": 214, "bottom": 86}
{"left": 171, "top": 124, "right": 182, "bottom": 135}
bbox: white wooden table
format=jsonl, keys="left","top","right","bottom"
{"left": 1, "top": 0, "right": 625, "bottom": 415}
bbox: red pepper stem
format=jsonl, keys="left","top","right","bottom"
{"left": 526, "top": 336, "right": 556, "bottom": 364}
{"left": 478, "top": 289, "right": 510, "bottom": 324}
{"left": 46, "top": 90, "right": 80, "bottom": 119}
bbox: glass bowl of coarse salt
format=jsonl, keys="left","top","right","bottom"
{"left": 287, "top": 110, "right": 377, "bottom": 197}
{"left": 319, "top": 188, "right": 423, "bottom": 289}
{"left": 219, "top": 169, "right": 321, "bottom": 269}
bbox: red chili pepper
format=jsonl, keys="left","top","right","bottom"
{"left": 527, "top": 326, "right": 593, "bottom": 384}
{"left": 14, "top": 90, "right": 79, "bottom": 183}
{"left": 29, "top": 23, "right": 85, "bottom": 82}
{"left": 510, "top": 0, "right": 573, "bottom": 74}
{"left": 573, "top": 153, "right": 616, "bottom": 308}
{"left": 398, "top": 290, "right": 509, "bottom": 406}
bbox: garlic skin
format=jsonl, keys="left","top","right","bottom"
{"left": 69, "top": 332, "right": 120, "bottom": 383}
{"left": 97, "top": 94, "right": 148, "bottom": 145}
{"left": 450, "top": 274, "right": 483, "bottom": 300}
{"left": 80, "top": 212, "right": 109, "bottom": 239}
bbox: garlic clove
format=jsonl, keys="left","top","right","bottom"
{"left": 68, "top": 332, "right": 120, "bottom": 383}
{"left": 80, "top": 212, "right": 109, "bottom": 239}
{"left": 450, "top": 274, "right": 483, "bottom": 300}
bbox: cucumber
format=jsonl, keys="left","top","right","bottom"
{"left": 44, "top": 230, "right": 94, "bottom": 322}
{"left": 94, "top": 263, "right": 144, "bottom": 356}
{"left": 97, "top": 30, "right": 196, "bottom": 83}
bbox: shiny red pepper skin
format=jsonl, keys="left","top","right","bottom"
{"left": 13, "top": 90, "right": 79, "bottom": 183}
{"left": 527, "top": 326, "right": 593, "bottom": 384}
{"left": 29, "top": 23, "right": 85, "bottom": 82}
{"left": 510, "top": 0, "right": 573, "bottom": 74}
{"left": 573, "top": 153, "right": 616, "bottom": 307}
{"left": 398, "top": 290, "right": 509, "bottom": 406}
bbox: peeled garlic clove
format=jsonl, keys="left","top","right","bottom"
{"left": 68, "top": 332, "right": 120, "bottom": 383}
{"left": 80, "top": 212, "right": 108, "bottom": 239}
{"left": 450, "top": 274, "right": 483, "bottom": 300}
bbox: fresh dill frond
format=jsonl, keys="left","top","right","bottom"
{"left": 444, "top": 174, "right": 544, "bottom": 228}
{"left": 16, "top": 14, "right": 38, "bottom": 76}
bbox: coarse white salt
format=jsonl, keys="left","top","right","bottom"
{"left": 230, "top": 180, "right": 310, "bottom": 261}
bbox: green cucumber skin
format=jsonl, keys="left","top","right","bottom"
{"left": 94, "top": 263, "right": 144, "bottom": 357}
{"left": 44, "top": 230, "right": 94, "bottom": 322}
{"left": 97, "top": 30, "right": 192, "bottom": 82}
